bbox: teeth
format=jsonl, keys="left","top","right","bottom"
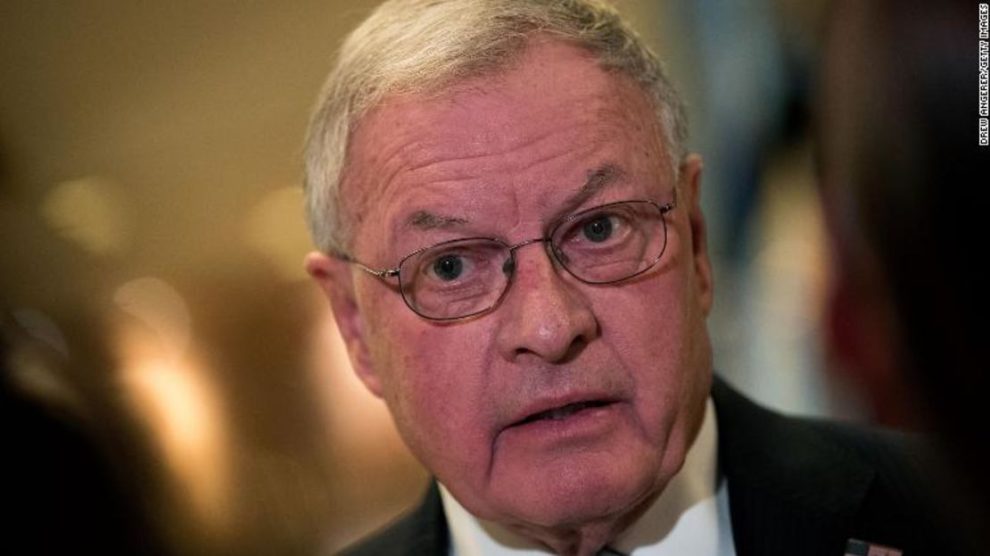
{"left": 548, "top": 402, "right": 587, "bottom": 419}
{"left": 547, "top": 407, "right": 573, "bottom": 420}
{"left": 525, "top": 401, "right": 605, "bottom": 424}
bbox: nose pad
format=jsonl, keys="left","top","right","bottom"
{"left": 495, "top": 240, "right": 599, "bottom": 363}
{"left": 502, "top": 257, "right": 515, "bottom": 276}
{"left": 550, "top": 243, "right": 570, "bottom": 267}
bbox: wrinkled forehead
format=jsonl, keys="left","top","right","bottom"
{"left": 338, "top": 39, "right": 672, "bottom": 251}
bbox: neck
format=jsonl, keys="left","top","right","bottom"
{"left": 502, "top": 488, "right": 662, "bottom": 556}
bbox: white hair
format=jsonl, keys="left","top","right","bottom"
{"left": 303, "top": 0, "right": 688, "bottom": 255}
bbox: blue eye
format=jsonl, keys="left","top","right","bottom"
{"left": 432, "top": 255, "right": 464, "bottom": 281}
{"left": 582, "top": 216, "right": 614, "bottom": 242}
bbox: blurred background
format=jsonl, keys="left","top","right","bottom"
{"left": 1, "top": 0, "right": 858, "bottom": 554}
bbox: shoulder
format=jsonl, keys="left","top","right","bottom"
{"left": 789, "top": 413, "right": 950, "bottom": 548}
{"left": 714, "top": 377, "right": 930, "bottom": 489}
{"left": 712, "top": 377, "right": 960, "bottom": 554}
{"left": 337, "top": 483, "right": 448, "bottom": 556}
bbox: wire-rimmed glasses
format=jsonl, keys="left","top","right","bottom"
{"left": 343, "top": 197, "right": 677, "bottom": 321}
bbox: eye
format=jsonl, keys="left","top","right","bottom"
{"left": 553, "top": 206, "right": 635, "bottom": 252}
{"left": 431, "top": 254, "right": 464, "bottom": 281}
{"left": 582, "top": 215, "right": 614, "bottom": 243}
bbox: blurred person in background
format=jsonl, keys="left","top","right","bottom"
{"left": 304, "top": 0, "right": 964, "bottom": 554}
{"left": 1, "top": 312, "right": 167, "bottom": 555}
{"left": 818, "top": 0, "right": 989, "bottom": 551}
{"left": 1, "top": 112, "right": 166, "bottom": 552}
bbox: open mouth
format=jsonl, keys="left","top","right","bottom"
{"left": 514, "top": 400, "right": 615, "bottom": 427}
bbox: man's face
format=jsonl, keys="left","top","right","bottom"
{"left": 307, "top": 39, "right": 714, "bottom": 530}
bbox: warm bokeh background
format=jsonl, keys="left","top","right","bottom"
{"left": 1, "top": 1, "right": 851, "bottom": 554}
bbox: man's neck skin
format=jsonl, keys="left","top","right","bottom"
{"left": 504, "top": 488, "right": 662, "bottom": 556}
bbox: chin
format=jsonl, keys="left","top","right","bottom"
{"left": 485, "top": 451, "right": 664, "bottom": 529}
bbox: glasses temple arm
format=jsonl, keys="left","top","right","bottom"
{"left": 354, "top": 261, "right": 400, "bottom": 279}
{"left": 333, "top": 252, "right": 400, "bottom": 279}
{"left": 663, "top": 187, "right": 678, "bottom": 212}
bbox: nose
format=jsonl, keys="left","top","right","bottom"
{"left": 495, "top": 242, "right": 599, "bottom": 363}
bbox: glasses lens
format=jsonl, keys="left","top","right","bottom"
{"left": 399, "top": 238, "right": 510, "bottom": 319}
{"left": 551, "top": 201, "right": 667, "bottom": 283}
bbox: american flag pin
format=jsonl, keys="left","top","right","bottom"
{"left": 844, "top": 538, "right": 903, "bottom": 556}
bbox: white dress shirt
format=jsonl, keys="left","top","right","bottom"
{"left": 440, "top": 397, "right": 736, "bottom": 556}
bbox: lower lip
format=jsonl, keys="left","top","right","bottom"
{"left": 502, "top": 402, "right": 624, "bottom": 446}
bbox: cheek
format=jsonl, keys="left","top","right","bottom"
{"left": 598, "top": 268, "right": 692, "bottom": 366}
{"left": 592, "top": 264, "right": 706, "bottom": 436}
{"left": 367, "top": 310, "right": 499, "bottom": 467}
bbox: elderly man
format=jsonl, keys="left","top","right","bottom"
{"left": 303, "top": 1, "right": 954, "bottom": 555}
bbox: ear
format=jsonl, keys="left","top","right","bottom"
{"left": 305, "top": 251, "right": 384, "bottom": 398}
{"left": 679, "top": 154, "right": 714, "bottom": 316}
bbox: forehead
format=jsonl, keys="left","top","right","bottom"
{"left": 342, "top": 39, "right": 671, "bottom": 254}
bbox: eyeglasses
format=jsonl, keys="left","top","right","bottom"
{"left": 342, "top": 197, "right": 677, "bottom": 321}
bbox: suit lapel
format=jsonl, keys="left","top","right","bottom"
{"left": 402, "top": 482, "right": 449, "bottom": 556}
{"left": 712, "top": 377, "right": 875, "bottom": 556}
{"left": 339, "top": 482, "right": 448, "bottom": 556}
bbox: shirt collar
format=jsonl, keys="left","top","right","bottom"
{"left": 440, "top": 397, "right": 734, "bottom": 556}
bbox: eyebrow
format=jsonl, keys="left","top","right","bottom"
{"left": 401, "top": 163, "right": 625, "bottom": 233}
{"left": 405, "top": 210, "right": 470, "bottom": 231}
{"left": 547, "top": 163, "right": 626, "bottom": 223}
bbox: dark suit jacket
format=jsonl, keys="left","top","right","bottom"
{"left": 340, "top": 378, "right": 960, "bottom": 555}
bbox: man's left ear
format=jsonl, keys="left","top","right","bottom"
{"left": 679, "top": 154, "right": 714, "bottom": 316}
{"left": 304, "top": 251, "right": 384, "bottom": 398}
